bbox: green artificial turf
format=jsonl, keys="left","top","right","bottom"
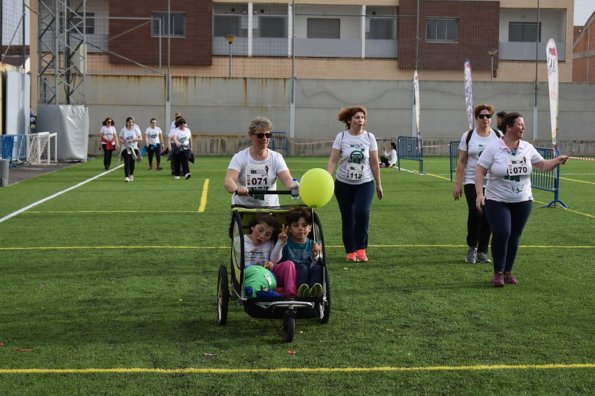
{"left": 0, "top": 156, "right": 593, "bottom": 394}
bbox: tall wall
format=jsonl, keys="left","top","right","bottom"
{"left": 85, "top": 76, "right": 595, "bottom": 156}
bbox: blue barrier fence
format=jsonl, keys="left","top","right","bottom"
{"left": 397, "top": 136, "right": 424, "bottom": 174}
{"left": 447, "top": 143, "right": 566, "bottom": 208}
{"left": 532, "top": 147, "right": 567, "bottom": 208}
{"left": 0, "top": 134, "right": 28, "bottom": 167}
{"left": 269, "top": 131, "right": 288, "bottom": 157}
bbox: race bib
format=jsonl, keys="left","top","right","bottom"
{"left": 346, "top": 164, "right": 364, "bottom": 181}
{"left": 245, "top": 164, "right": 271, "bottom": 200}
{"left": 507, "top": 154, "right": 530, "bottom": 176}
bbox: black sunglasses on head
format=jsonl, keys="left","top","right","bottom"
{"left": 478, "top": 114, "right": 492, "bottom": 119}
{"left": 255, "top": 133, "right": 272, "bottom": 139}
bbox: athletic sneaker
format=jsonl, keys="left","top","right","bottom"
{"left": 492, "top": 272, "right": 505, "bottom": 287}
{"left": 345, "top": 252, "right": 358, "bottom": 262}
{"left": 465, "top": 247, "right": 477, "bottom": 263}
{"left": 503, "top": 272, "right": 518, "bottom": 285}
{"left": 184, "top": 173, "right": 192, "bottom": 180}
{"left": 297, "top": 284, "right": 309, "bottom": 298}
{"left": 309, "top": 283, "right": 323, "bottom": 299}
{"left": 355, "top": 249, "right": 368, "bottom": 262}
{"left": 477, "top": 252, "right": 491, "bottom": 263}
{"left": 175, "top": 176, "right": 180, "bottom": 180}
{"left": 124, "top": 177, "right": 130, "bottom": 182}
{"left": 130, "top": 175, "right": 134, "bottom": 181}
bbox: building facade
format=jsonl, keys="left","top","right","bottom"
{"left": 44, "top": 0, "right": 573, "bottom": 82}
{"left": 573, "top": 11, "right": 594, "bottom": 82}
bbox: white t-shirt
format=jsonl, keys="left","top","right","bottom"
{"left": 100, "top": 126, "right": 116, "bottom": 143}
{"left": 332, "top": 130, "right": 378, "bottom": 184}
{"left": 384, "top": 148, "right": 397, "bottom": 166}
{"left": 458, "top": 128, "right": 502, "bottom": 185}
{"left": 477, "top": 139, "right": 544, "bottom": 203}
{"left": 145, "top": 126, "right": 162, "bottom": 145}
{"left": 243, "top": 235, "right": 283, "bottom": 269}
{"left": 174, "top": 127, "right": 192, "bottom": 148}
{"left": 119, "top": 125, "right": 141, "bottom": 150}
{"left": 228, "top": 148, "right": 289, "bottom": 207}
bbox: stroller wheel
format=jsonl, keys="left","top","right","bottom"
{"left": 217, "top": 265, "right": 229, "bottom": 325}
{"left": 282, "top": 311, "right": 296, "bottom": 342}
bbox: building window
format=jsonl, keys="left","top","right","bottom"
{"left": 151, "top": 12, "right": 186, "bottom": 37}
{"left": 368, "top": 18, "right": 394, "bottom": 40}
{"left": 60, "top": 12, "right": 95, "bottom": 35}
{"left": 214, "top": 15, "right": 241, "bottom": 37}
{"left": 259, "top": 16, "right": 286, "bottom": 38}
{"left": 307, "top": 18, "right": 340, "bottom": 39}
{"left": 509, "top": 22, "right": 541, "bottom": 42}
{"left": 426, "top": 17, "right": 458, "bottom": 42}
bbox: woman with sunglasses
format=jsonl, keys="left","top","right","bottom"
{"left": 453, "top": 104, "right": 502, "bottom": 264}
{"left": 224, "top": 116, "right": 297, "bottom": 207}
{"left": 99, "top": 117, "right": 119, "bottom": 170}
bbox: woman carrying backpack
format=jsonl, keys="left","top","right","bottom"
{"left": 453, "top": 104, "right": 502, "bottom": 264}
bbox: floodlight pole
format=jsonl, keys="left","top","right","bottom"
{"left": 225, "top": 34, "right": 235, "bottom": 78}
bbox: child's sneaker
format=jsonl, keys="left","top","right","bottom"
{"left": 355, "top": 249, "right": 368, "bottom": 262}
{"left": 345, "top": 252, "right": 358, "bottom": 262}
{"left": 297, "top": 284, "right": 309, "bottom": 298}
{"left": 492, "top": 272, "right": 505, "bottom": 287}
{"left": 309, "top": 283, "right": 323, "bottom": 299}
{"left": 503, "top": 272, "right": 518, "bottom": 285}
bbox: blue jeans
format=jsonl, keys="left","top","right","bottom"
{"left": 484, "top": 200, "right": 532, "bottom": 273}
{"left": 334, "top": 180, "right": 375, "bottom": 253}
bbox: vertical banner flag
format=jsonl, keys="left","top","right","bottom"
{"left": 413, "top": 70, "right": 422, "bottom": 151}
{"left": 413, "top": 70, "right": 420, "bottom": 134}
{"left": 464, "top": 59, "right": 474, "bottom": 130}
{"left": 546, "top": 38, "right": 559, "bottom": 153}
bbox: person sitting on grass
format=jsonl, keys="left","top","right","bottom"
{"left": 243, "top": 214, "right": 297, "bottom": 298}
{"left": 280, "top": 207, "right": 323, "bottom": 299}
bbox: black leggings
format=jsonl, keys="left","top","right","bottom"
{"left": 484, "top": 200, "right": 532, "bottom": 273}
{"left": 464, "top": 184, "right": 491, "bottom": 253}
{"left": 102, "top": 144, "right": 113, "bottom": 169}
{"left": 122, "top": 150, "right": 136, "bottom": 177}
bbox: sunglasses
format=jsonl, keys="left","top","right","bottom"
{"left": 478, "top": 114, "right": 492, "bottom": 119}
{"left": 255, "top": 133, "right": 272, "bottom": 139}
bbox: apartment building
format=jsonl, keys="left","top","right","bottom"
{"left": 41, "top": 0, "right": 573, "bottom": 82}
{"left": 573, "top": 11, "right": 594, "bottom": 82}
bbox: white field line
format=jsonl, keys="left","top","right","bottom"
{"left": 0, "top": 166, "right": 122, "bottom": 224}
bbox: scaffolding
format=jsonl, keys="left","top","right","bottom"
{"left": 38, "top": 0, "right": 87, "bottom": 105}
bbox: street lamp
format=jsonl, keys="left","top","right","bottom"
{"left": 225, "top": 34, "right": 236, "bottom": 78}
{"left": 488, "top": 48, "right": 498, "bottom": 81}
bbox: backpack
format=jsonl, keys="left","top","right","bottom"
{"left": 465, "top": 128, "right": 502, "bottom": 148}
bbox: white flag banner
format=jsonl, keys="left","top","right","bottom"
{"left": 464, "top": 59, "right": 474, "bottom": 130}
{"left": 413, "top": 70, "right": 420, "bottom": 134}
{"left": 546, "top": 38, "right": 559, "bottom": 150}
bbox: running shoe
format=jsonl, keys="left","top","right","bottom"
{"left": 355, "top": 249, "right": 368, "bottom": 262}
{"left": 345, "top": 252, "right": 358, "bottom": 262}
{"left": 503, "top": 272, "right": 518, "bottom": 285}
{"left": 465, "top": 247, "right": 477, "bottom": 263}
{"left": 477, "top": 252, "right": 491, "bottom": 263}
{"left": 492, "top": 272, "right": 505, "bottom": 287}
